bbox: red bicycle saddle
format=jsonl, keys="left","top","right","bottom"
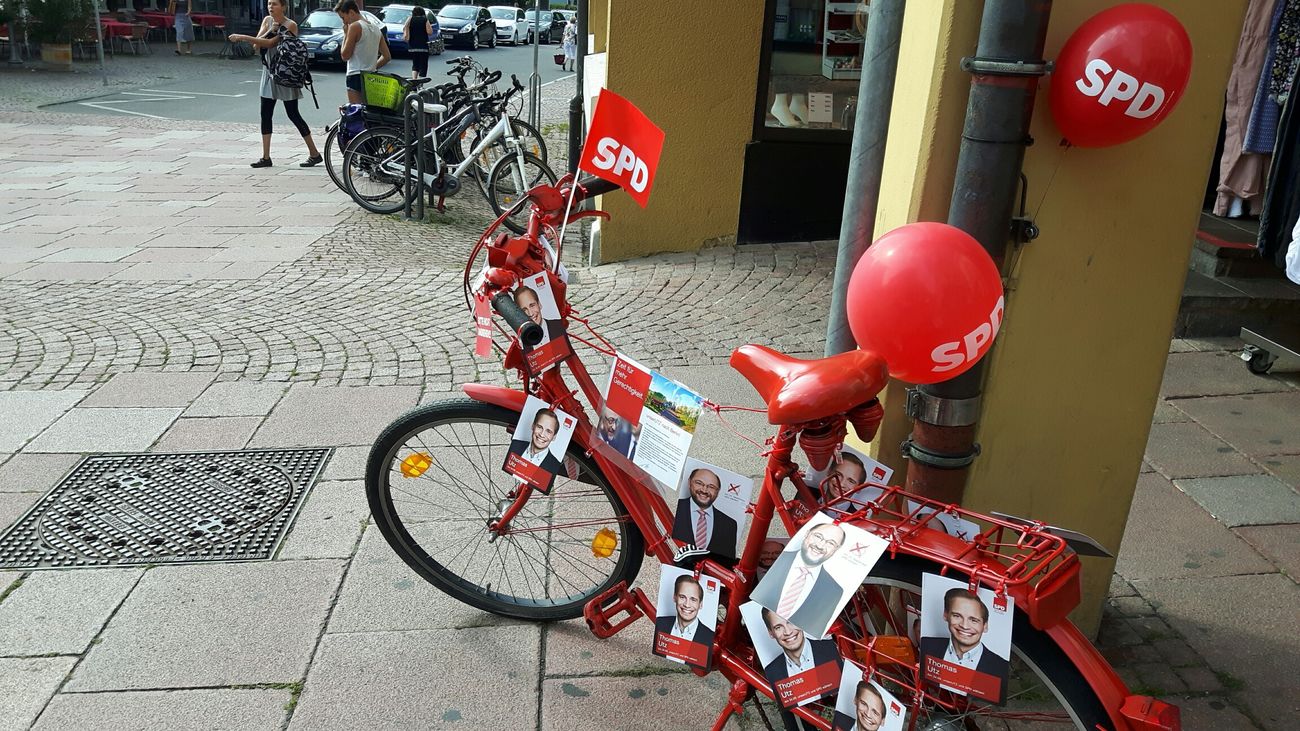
{"left": 730, "top": 344, "right": 888, "bottom": 425}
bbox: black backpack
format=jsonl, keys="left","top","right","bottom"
{"left": 264, "top": 25, "right": 318, "bottom": 107}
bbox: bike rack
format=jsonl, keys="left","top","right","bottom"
{"left": 402, "top": 90, "right": 429, "bottom": 223}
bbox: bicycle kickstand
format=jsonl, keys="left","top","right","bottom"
{"left": 709, "top": 679, "right": 752, "bottom": 731}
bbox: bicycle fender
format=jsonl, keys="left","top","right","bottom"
{"left": 1046, "top": 621, "right": 1146, "bottom": 731}
{"left": 461, "top": 383, "right": 529, "bottom": 413}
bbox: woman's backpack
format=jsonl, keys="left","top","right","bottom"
{"left": 264, "top": 25, "right": 318, "bottom": 106}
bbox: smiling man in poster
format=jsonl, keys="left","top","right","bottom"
{"left": 652, "top": 568, "right": 717, "bottom": 670}
{"left": 918, "top": 576, "right": 1013, "bottom": 704}
{"left": 760, "top": 608, "right": 841, "bottom": 701}
{"left": 671, "top": 466, "right": 742, "bottom": 556}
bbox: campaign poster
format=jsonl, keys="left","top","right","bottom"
{"left": 907, "top": 501, "right": 981, "bottom": 543}
{"left": 599, "top": 352, "right": 704, "bottom": 488}
{"left": 670, "top": 459, "right": 753, "bottom": 558}
{"left": 512, "top": 271, "right": 572, "bottom": 375}
{"left": 750, "top": 512, "right": 889, "bottom": 640}
{"left": 757, "top": 535, "right": 788, "bottom": 581}
{"left": 918, "top": 573, "right": 1014, "bottom": 705}
{"left": 807, "top": 445, "right": 893, "bottom": 512}
{"left": 740, "top": 601, "right": 842, "bottom": 709}
{"left": 830, "top": 664, "right": 907, "bottom": 731}
{"left": 501, "top": 395, "right": 577, "bottom": 494}
{"left": 652, "top": 564, "right": 720, "bottom": 670}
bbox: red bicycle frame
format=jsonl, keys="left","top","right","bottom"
{"left": 461, "top": 175, "right": 1178, "bottom": 731}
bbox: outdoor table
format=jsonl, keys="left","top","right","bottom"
{"left": 190, "top": 12, "right": 225, "bottom": 39}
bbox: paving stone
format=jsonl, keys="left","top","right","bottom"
{"left": 1108, "top": 573, "right": 1138, "bottom": 598}
{"left": 539, "top": 673, "right": 742, "bottom": 731}
{"left": 33, "top": 688, "right": 290, "bottom": 731}
{"left": 151, "top": 416, "right": 262, "bottom": 452}
{"left": 1238, "top": 687, "right": 1300, "bottom": 730}
{"left": 82, "top": 373, "right": 216, "bottom": 408}
{"left": 66, "top": 559, "right": 345, "bottom": 691}
{"left": 1150, "top": 400, "right": 1191, "bottom": 424}
{"left": 248, "top": 385, "right": 421, "bottom": 448}
{"left": 184, "top": 381, "right": 288, "bottom": 417}
{"left": 1159, "top": 351, "right": 1293, "bottom": 398}
{"left": 1172, "top": 665, "right": 1222, "bottom": 693}
{"left": 6, "top": 262, "right": 129, "bottom": 280}
{"left": 24, "top": 408, "right": 182, "bottom": 453}
{"left": 289, "top": 626, "right": 540, "bottom": 730}
{"left": 121, "top": 247, "right": 219, "bottom": 263}
{"left": 0, "top": 453, "right": 83, "bottom": 493}
{"left": 1132, "top": 662, "right": 1187, "bottom": 694}
{"left": 0, "top": 492, "right": 40, "bottom": 531}
{"left": 37, "top": 247, "right": 138, "bottom": 263}
{"left": 0, "top": 657, "right": 78, "bottom": 731}
{"left": 0, "top": 568, "right": 142, "bottom": 656}
{"left": 107, "top": 262, "right": 232, "bottom": 281}
{"left": 318, "top": 445, "right": 367, "bottom": 481}
{"left": 0, "top": 391, "right": 89, "bottom": 451}
{"left": 1174, "top": 391, "right": 1300, "bottom": 458}
{"left": 1142, "top": 422, "right": 1262, "bottom": 480}
{"left": 1175, "top": 474, "right": 1300, "bottom": 527}
{"left": 1261, "top": 453, "right": 1300, "bottom": 491}
{"left": 1233, "top": 523, "right": 1300, "bottom": 578}
{"left": 277, "top": 481, "right": 368, "bottom": 560}
{"left": 1132, "top": 574, "right": 1297, "bottom": 710}
{"left": 326, "top": 528, "right": 520, "bottom": 633}
{"left": 1169, "top": 695, "right": 1257, "bottom": 730}
{"left": 1116, "top": 474, "right": 1274, "bottom": 579}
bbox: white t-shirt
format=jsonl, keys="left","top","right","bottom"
{"left": 346, "top": 17, "right": 382, "bottom": 76}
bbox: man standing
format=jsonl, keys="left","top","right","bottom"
{"left": 832, "top": 682, "right": 887, "bottom": 731}
{"left": 507, "top": 408, "right": 565, "bottom": 474}
{"left": 919, "top": 588, "right": 1009, "bottom": 693}
{"left": 750, "top": 521, "right": 847, "bottom": 637}
{"left": 337, "top": 0, "right": 389, "bottom": 104}
{"left": 672, "top": 467, "right": 739, "bottom": 556}
{"left": 654, "top": 574, "right": 714, "bottom": 646}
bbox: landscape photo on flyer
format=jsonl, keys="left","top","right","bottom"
{"left": 599, "top": 352, "right": 704, "bottom": 488}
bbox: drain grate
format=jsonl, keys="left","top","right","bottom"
{"left": 0, "top": 448, "right": 332, "bottom": 570}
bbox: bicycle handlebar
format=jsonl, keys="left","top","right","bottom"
{"left": 573, "top": 176, "right": 621, "bottom": 201}
{"left": 490, "top": 291, "right": 543, "bottom": 347}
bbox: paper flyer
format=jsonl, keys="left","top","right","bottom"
{"left": 501, "top": 395, "right": 577, "bottom": 494}
{"left": 599, "top": 353, "right": 704, "bottom": 488}
{"left": 670, "top": 459, "right": 754, "bottom": 558}
{"left": 918, "top": 573, "right": 1014, "bottom": 705}
{"left": 749, "top": 512, "right": 889, "bottom": 640}
{"left": 908, "top": 501, "right": 981, "bottom": 542}
{"left": 807, "top": 445, "right": 893, "bottom": 511}
{"left": 652, "top": 564, "right": 720, "bottom": 670}
{"left": 830, "top": 664, "right": 907, "bottom": 731}
{"left": 512, "top": 271, "right": 572, "bottom": 375}
{"left": 741, "top": 601, "right": 842, "bottom": 709}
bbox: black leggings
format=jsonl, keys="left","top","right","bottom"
{"left": 260, "top": 96, "right": 310, "bottom": 137}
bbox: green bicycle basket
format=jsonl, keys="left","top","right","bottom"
{"left": 361, "top": 72, "right": 406, "bottom": 111}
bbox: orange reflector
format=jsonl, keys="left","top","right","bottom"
{"left": 857, "top": 636, "right": 916, "bottom": 667}
{"left": 591, "top": 527, "right": 617, "bottom": 558}
{"left": 400, "top": 452, "right": 433, "bottom": 478}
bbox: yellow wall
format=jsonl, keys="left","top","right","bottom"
{"left": 863, "top": 0, "right": 1245, "bottom": 634}
{"left": 588, "top": 0, "right": 608, "bottom": 53}
{"left": 596, "top": 2, "right": 765, "bottom": 261}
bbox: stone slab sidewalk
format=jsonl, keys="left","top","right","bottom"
{"left": 0, "top": 77, "right": 1297, "bottom": 729}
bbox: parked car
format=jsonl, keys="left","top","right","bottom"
{"left": 376, "top": 4, "right": 444, "bottom": 57}
{"left": 552, "top": 9, "right": 575, "bottom": 24}
{"left": 488, "top": 6, "right": 529, "bottom": 45}
{"left": 525, "top": 8, "right": 563, "bottom": 44}
{"left": 300, "top": 9, "right": 384, "bottom": 66}
{"left": 436, "top": 4, "right": 497, "bottom": 49}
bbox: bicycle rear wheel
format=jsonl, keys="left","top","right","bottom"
{"left": 485, "top": 151, "right": 557, "bottom": 234}
{"left": 323, "top": 125, "right": 345, "bottom": 192}
{"left": 366, "top": 398, "right": 645, "bottom": 621}
{"left": 342, "top": 128, "right": 417, "bottom": 215}
{"left": 836, "top": 554, "right": 1111, "bottom": 730}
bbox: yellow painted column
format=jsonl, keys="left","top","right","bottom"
{"left": 595, "top": 2, "right": 765, "bottom": 262}
{"left": 862, "top": 1, "right": 1245, "bottom": 634}
{"left": 587, "top": 0, "right": 608, "bottom": 53}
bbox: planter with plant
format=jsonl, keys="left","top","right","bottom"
{"left": 27, "top": 0, "right": 92, "bottom": 67}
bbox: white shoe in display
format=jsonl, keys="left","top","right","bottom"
{"left": 770, "top": 93, "right": 804, "bottom": 128}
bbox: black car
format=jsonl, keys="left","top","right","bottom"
{"left": 299, "top": 9, "right": 385, "bottom": 65}
{"left": 436, "top": 4, "right": 497, "bottom": 49}
{"left": 525, "top": 8, "right": 563, "bottom": 44}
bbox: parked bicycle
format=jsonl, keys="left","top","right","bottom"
{"left": 364, "top": 176, "right": 1181, "bottom": 730}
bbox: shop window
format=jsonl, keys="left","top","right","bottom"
{"left": 757, "top": 0, "right": 867, "bottom": 139}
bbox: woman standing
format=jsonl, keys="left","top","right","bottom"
{"left": 227, "top": 0, "right": 323, "bottom": 168}
{"left": 561, "top": 15, "right": 577, "bottom": 72}
{"left": 402, "top": 6, "right": 432, "bottom": 80}
{"left": 168, "top": 0, "right": 194, "bottom": 55}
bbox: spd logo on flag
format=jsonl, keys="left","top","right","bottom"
{"left": 578, "top": 89, "right": 665, "bottom": 208}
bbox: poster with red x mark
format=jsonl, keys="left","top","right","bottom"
{"left": 670, "top": 458, "right": 754, "bottom": 559}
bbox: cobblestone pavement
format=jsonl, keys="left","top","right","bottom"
{"left": 1, "top": 60, "right": 1296, "bottom": 731}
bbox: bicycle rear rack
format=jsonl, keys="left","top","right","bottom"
{"left": 582, "top": 581, "right": 653, "bottom": 640}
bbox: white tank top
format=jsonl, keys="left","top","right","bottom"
{"left": 346, "top": 18, "right": 381, "bottom": 76}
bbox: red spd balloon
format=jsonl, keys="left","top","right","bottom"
{"left": 1049, "top": 3, "right": 1192, "bottom": 147}
{"left": 847, "top": 223, "right": 1004, "bottom": 384}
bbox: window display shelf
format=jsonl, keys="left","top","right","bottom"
{"left": 822, "top": 1, "right": 867, "bottom": 80}
{"left": 822, "top": 58, "right": 862, "bottom": 80}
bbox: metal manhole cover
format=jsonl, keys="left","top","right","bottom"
{"left": 0, "top": 448, "right": 331, "bottom": 570}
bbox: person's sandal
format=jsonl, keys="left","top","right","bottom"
{"left": 250, "top": 158, "right": 272, "bottom": 168}
{"left": 300, "top": 155, "right": 323, "bottom": 168}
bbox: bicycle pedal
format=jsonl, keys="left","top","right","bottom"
{"left": 583, "top": 581, "right": 647, "bottom": 640}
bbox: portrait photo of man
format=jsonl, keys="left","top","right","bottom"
{"left": 672, "top": 467, "right": 740, "bottom": 556}
{"left": 832, "top": 682, "right": 888, "bottom": 731}
{"left": 760, "top": 607, "right": 841, "bottom": 687}
{"left": 757, "top": 537, "right": 788, "bottom": 580}
{"left": 653, "top": 574, "right": 716, "bottom": 647}
{"left": 512, "top": 284, "right": 565, "bottom": 348}
{"left": 507, "top": 407, "right": 565, "bottom": 474}
{"left": 831, "top": 667, "right": 906, "bottom": 731}
{"left": 749, "top": 520, "right": 847, "bottom": 638}
{"left": 595, "top": 407, "right": 635, "bottom": 459}
{"left": 919, "top": 585, "right": 1010, "bottom": 703}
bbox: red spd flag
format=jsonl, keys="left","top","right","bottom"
{"left": 578, "top": 89, "right": 665, "bottom": 208}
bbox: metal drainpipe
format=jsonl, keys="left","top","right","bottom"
{"left": 567, "top": 0, "right": 588, "bottom": 175}
{"left": 901, "top": 0, "right": 1054, "bottom": 505}
{"left": 825, "top": 0, "right": 906, "bottom": 356}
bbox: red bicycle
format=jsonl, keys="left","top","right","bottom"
{"left": 364, "top": 175, "right": 1180, "bottom": 731}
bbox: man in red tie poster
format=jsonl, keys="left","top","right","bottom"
{"left": 671, "top": 467, "right": 738, "bottom": 556}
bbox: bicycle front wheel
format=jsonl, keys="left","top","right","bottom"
{"left": 365, "top": 398, "right": 646, "bottom": 621}
{"left": 485, "top": 151, "right": 557, "bottom": 234}
{"left": 342, "top": 128, "right": 416, "bottom": 215}
{"left": 467, "top": 118, "right": 550, "bottom": 196}
{"left": 843, "top": 554, "right": 1111, "bottom": 730}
